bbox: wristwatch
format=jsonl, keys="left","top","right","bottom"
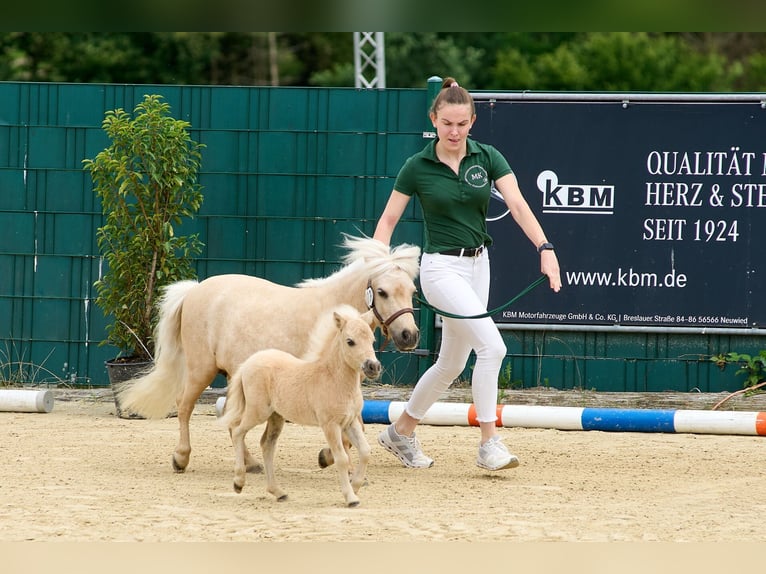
{"left": 537, "top": 242, "right": 555, "bottom": 254}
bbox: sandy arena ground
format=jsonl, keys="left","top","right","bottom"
{"left": 1, "top": 387, "right": 764, "bottom": 547}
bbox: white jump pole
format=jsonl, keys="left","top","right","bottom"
{"left": 0, "top": 389, "right": 54, "bottom": 413}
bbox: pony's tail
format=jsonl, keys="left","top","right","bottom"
{"left": 116, "top": 280, "right": 198, "bottom": 419}
{"left": 219, "top": 364, "right": 246, "bottom": 429}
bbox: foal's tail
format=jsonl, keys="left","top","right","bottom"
{"left": 218, "top": 364, "right": 246, "bottom": 429}
{"left": 116, "top": 280, "right": 199, "bottom": 419}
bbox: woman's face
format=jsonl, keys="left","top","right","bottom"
{"left": 430, "top": 103, "right": 475, "bottom": 152}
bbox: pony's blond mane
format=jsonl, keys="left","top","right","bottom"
{"left": 301, "top": 304, "right": 360, "bottom": 362}
{"left": 297, "top": 234, "right": 420, "bottom": 288}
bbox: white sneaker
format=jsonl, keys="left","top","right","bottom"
{"left": 477, "top": 436, "right": 519, "bottom": 471}
{"left": 378, "top": 424, "right": 434, "bottom": 468}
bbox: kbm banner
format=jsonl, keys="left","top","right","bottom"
{"left": 472, "top": 99, "right": 765, "bottom": 330}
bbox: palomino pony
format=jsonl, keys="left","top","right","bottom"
{"left": 116, "top": 234, "right": 420, "bottom": 473}
{"left": 220, "top": 304, "right": 380, "bottom": 507}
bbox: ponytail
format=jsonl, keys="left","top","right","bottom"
{"left": 429, "top": 76, "right": 475, "bottom": 116}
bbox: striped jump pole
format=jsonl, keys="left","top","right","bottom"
{"left": 361, "top": 400, "right": 766, "bottom": 437}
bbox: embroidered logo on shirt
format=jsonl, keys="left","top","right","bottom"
{"left": 464, "top": 165, "right": 488, "bottom": 188}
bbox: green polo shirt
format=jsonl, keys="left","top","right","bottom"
{"left": 394, "top": 138, "right": 513, "bottom": 254}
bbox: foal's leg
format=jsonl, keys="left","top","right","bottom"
{"left": 230, "top": 398, "right": 269, "bottom": 493}
{"left": 230, "top": 418, "right": 252, "bottom": 494}
{"left": 243, "top": 445, "right": 263, "bottom": 473}
{"left": 240, "top": 401, "right": 263, "bottom": 474}
{"left": 317, "top": 446, "right": 334, "bottom": 468}
{"left": 318, "top": 440, "right": 352, "bottom": 468}
{"left": 317, "top": 413, "right": 362, "bottom": 468}
{"left": 261, "top": 413, "right": 287, "bottom": 501}
{"left": 317, "top": 437, "right": 353, "bottom": 468}
{"left": 322, "top": 423, "right": 359, "bottom": 507}
{"left": 344, "top": 419, "right": 371, "bottom": 495}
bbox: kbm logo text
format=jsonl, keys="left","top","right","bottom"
{"left": 537, "top": 170, "right": 614, "bottom": 215}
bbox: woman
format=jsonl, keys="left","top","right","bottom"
{"left": 374, "top": 77, "right": 562, "bottom": 471}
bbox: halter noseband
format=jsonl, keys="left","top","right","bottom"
{"left": 366, "top": 279, "right": 415, "bottom": 345}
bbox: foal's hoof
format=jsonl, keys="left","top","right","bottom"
{"left": 233, "top": 482, "right": 243, "bottom": 494}
{"left": 277, "top": 494, "right": 288, "bottom": 502}
{"left": 171, "top": 456, "right": 186, "bottom": 473}
{"left": 317, "top": 448, "right": 334, "bottom": 468}
{"left": 246, "top": 462, "right": 264, "bottom": 474}
{"left": 347, "top": 500, "right": 360, "bottom": 508}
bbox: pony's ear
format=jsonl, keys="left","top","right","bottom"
{"left": 333, "top": 310, "right": 347, "bottom": 330}
{"left": 360, "top": 309, "right": 378, "bottom": 330}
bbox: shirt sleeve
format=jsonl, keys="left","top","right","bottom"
{"left": 486, "top": 144, "right": 513, "bottom": 180}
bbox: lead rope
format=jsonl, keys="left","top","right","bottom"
{"left": 414, "top": 275, "right": 548, "bottom": 320}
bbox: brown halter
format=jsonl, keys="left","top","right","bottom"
{"left": 366, "top": 279, "right": 415, "bottom": 348}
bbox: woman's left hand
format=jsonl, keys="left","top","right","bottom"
{"left": 541, "top": 251, "right": 562, "bottom": 292}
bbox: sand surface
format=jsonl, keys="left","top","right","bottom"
{"left": 1, "top": 388, "right": 764, "bottom": 543}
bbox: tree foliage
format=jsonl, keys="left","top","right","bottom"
{"left": 3, "top": 32, "right": 766, "bottom": 91}
{"left": 491, "top": 32, "right": 742, "bottom": 91}
{"left": 83, "top": 95, "right": 204, "bottom": 359}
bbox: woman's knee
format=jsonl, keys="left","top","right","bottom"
{"left": 478, "top": 338, "right": 507, "bottom": 365}
{"left": 431, "top": 358, "right": 467, "bottom": 383}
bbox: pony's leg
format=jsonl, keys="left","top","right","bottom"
{"left": 344, "top": 420, "right": 371, "bottom": 495}
{"left": 171, "top": 369, "right": 212, "bottom": 473}
{"left": 322, "top": 424, "right": 359, "bottom": 507}
{"left": 261, "top": 413, "right": 287, "bottom": 502}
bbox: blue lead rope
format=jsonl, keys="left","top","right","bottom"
{"left": 414, "top": 275, "right": 548, "bottom": 320}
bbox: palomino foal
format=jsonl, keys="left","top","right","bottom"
{"left": 220, "top": 305, "right": 380, "bottom": 507}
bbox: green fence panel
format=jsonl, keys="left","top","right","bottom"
{"left": 0, "top": 80, "right": 760, "bottom": 392}
{"left": 31, "top": 298, "right": 71, "bottom": 341}
{"left": 0, "top": 170, "right": 26, "bottom": 210}
{"left": 0, "top": 212, "right": 35, "bottom": 253}
{"left": 0, "top": 127, "right": 24, "bottom": 170}
{"left": 205, "top": 217, "right": 248, "bottom": 260}
{"left": 40, "top": 171, "right": 90, "bottom": 211}
{"left": 43, "top": 214, "right": 96, "bottom": 256}
{"left": 28, "top": 127, "right": 67, "bottom": 169}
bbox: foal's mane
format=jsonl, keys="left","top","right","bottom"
{"left": 296, "top": 234, "right": 420, "bottom": 289}
{"left": 301, "top": 304, "right": 360, "bottom": 362}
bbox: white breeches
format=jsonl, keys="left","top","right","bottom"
{"left": 406, "top": 251, "right": 506, "bottom": 423}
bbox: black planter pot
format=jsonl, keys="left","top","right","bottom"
{"left": 105, "top": 358, "right": 152, "bottom": 419}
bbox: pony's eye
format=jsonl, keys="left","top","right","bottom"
{"left": 377, "top": 289, "right": 388, "bottom": 299}
{"left": 346, "top": 338, "right": 356, "bottom": 347}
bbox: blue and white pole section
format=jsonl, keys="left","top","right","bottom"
{"left": 361, "top": 400, "right": 766, "bottom": 436}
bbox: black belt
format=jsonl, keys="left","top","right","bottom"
{"left": 438, "top": 246, "right": 485, "bottom": 257}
